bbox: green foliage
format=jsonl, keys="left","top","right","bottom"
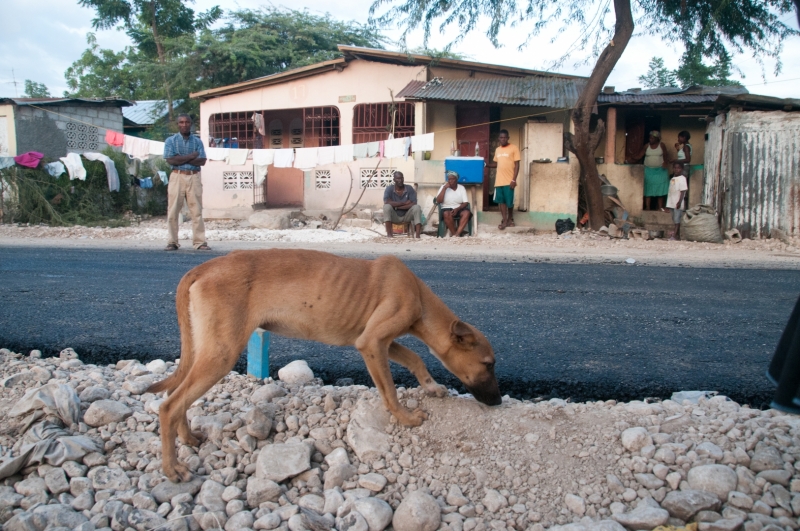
{"left": 675, "top": 48, "right": 742, "bottom": 87}
{"left": 65, "top": 7, "right": 385, "bottom": 119}
{"left": 0, "top": 149, "right": 166, "bottom": 225}
{"left": 23, "top": 80, "right": 51, "bottom": 98}
{"left": 638, "top": 57, "right": 678, "bottom": 88}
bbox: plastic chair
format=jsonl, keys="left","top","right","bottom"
{"left": 435, "top": 199, "right": 473, "bottom": 238}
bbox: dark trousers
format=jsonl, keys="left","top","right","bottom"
{"left": 768, "top": 294, "right": 800, "bottom": 411}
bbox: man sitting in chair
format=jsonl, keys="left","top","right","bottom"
{"left": 436, "top": 170, "right": 471, "bottom": 237}
{"left": 383, "top": 171, "right": 423, "bottom": 238}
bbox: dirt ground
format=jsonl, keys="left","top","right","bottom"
{"left": 1, "top": 216, "right": 799, "bottom": 270}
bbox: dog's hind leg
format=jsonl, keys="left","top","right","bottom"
{"left": 388, "top": 341, "right": 447, "bottom": 398}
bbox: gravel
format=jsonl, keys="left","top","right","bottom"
{"left": 0, "top": 346, "right": 799, "bottom": 531}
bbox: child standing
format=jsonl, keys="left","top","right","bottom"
{"left": 674, "top": 130, "right": 692, "bottom": 209}
{"left": 667, "top": 162, "right": 688, "bottom": 240}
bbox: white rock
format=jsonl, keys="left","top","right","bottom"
{"left": 254, "top": 512, "right": 282, "bottom": 530}
{"left": 79, "top": 386, "right": 110, "bottom": 403}
{"left": 87, "top": 466, "right": 132, "bottom": 491}
{"left": 687, "top": 465, "right": 738, "bottom": 501}
{"left": 278, "top": 360, "right": 315, "bottom": 385}
{"left": 337, "top": 510, "right": 370, "bottom": 531}
{"left": 696, "top": 442, "right": 724, "bottom": 461}
{"left": 324, "top": 488, "right": 345, "bottom": 515}
{"left": 146, "top": 359, "right": 167, "bottom": 374}
{"left": 298, "top": 493, "right": 325, "bottom": 514}
{"left": 346, "top": 397, "right": 392, "bottom": 462}
{"left": 565, "top": 494, "right": 586, "bottom": 515}
{"left": 612, "top": 505, "right": 669, "bottom": 529}
{"left": 198, "top": 480, "right": 227, "bottom": 512}
{"left": 661, "top": 490, "right": 722, "bottom": 521}
{"left": 251, "top": 383, "right": 286, "bottom": 403}
{"left": 359, "top": 473, "right": 387, "bottom": 492}
{"left": 482, "top": 489, "right": 508, "bottom": 513}
{"left": 325, "top": 447, "right": 350, "bottom": 468}
{"left": 225, "top": 510, "right": 255, "bottom": 531}
{"left": 446, "top": 485, "right": 469, "bottom": 507}
{"left": 83, "top": 399, "right": 132, "bottom": 426}
{"left": 249, "top": 210, "right": 291, "bottom": 230}
{"left": 353, "top": 497, "right": 393, "bottom": 531}
{"left": 620, "top": 427, "right": 652, "bottom": 452}
{"left": 393, "top": 491, "right": 441, "bottom": 531}
{"left": 256, "top": 442, "right": 312, "bottom": 483}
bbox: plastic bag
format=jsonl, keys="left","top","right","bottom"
{"left": 555, "top": 218, "right": 575, "bottom": 235}
{"left": 681, "top": 204, "right": 723, "bottom": 243}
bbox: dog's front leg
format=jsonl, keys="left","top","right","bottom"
{"left": 388, "top": 341, "right": 447, "bottom": 398}
{"left": 355, "top": 338, "right": 428, "bottom": 427}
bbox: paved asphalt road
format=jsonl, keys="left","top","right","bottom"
{"left": 1, "top": 246, "right": 798, "bottom": 408}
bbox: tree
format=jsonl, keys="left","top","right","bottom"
{"left": 675, "top": 47, "right": 741, "bottom": 87}
{"left": 369, "top": 0, "right": 798, "bottom": 230}
{"left": 23, "top": 80, "right": 51, "bottom": 98}
{"left": 77, "top": 0, "right": 223, "bottom": 120}
{"left": 638, "top": 57, "right": 678, "bottom": 88}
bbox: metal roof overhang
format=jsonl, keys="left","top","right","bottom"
{"left": 397, "top": 77, "right": 586, "bottom": 108}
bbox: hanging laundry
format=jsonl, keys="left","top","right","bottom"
{"left": 226, "top": 149, "right": 250, "bottom": 166}
{"left": 124, "top": 155, "right": 140, "bottom": 177}
{"left": 254, "top": 165, "right": 268, "bottom": 186}
{"left": 273, "top": 149, "right": 294, "bottom": 168}
{"left": 0, "top": 157, "right": 15, "bottom": 170}
{"left": 82, "top": 152, "right": 120, "bottom": 192}
{"left": 411, "top": 133, "right": 434, "bottom": 152}
{"left": 252, "top": 149, "right": 275, "bottom": 166}
{"left": 104, "top": 130, "right": 124, "bottom": 147}
{"left": 157, "top": 171, "right": 168, "bottom": 185}
{"left": 122, "top": 135, "right": 151, "bottom": 160}
{"left": 59, "top": 153, "right": 86, "bottom": 181}
{"left": 293, "top": 148, "right": 319, "bottom": 170}
{"left": 383, "top": 138, "right": 406, "bottom": 159}
{"left": 139, "top": 177, "right": 153, "bottom": 189}
{"left": 148, "top": 140, "right": 165, "bottom": 157}
{"left": 404, "top": 137, "right": 412, "bottom": 160}
{"left": 251, "top": 113, "right": 266, "bottom": 136}
{"left": 14, "top": 152, "right": 43, "bottom": 169}
{"left": 44, "top": 161, "right": 65, "bottom": 177}
{"left": 353, "top": 144, "right": 369, "bottom": 159}
{"left": 378, "top": 141, "right": 386, "bottom": 158}
{"left": 317, "top": 146, "right": 336, "bottom": 166}
{"left": 334, "top": 144, "right": 354, "bottom": 163}
{"left": 205, "top": 147, "right": 229, "bottom": 161}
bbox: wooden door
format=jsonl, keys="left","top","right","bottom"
{"left": 456, "top": 105, "right": 491, "bottom": 209}
{"left": 266, "top": 166, "right": 303, "bottom": 207}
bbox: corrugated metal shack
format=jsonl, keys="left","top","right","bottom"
{"left": 704, "top": 96, "right": 800, "bottom": 239}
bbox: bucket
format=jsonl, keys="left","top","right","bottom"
{"left": 600, "top": 185, "right": 618, "bottom": 196}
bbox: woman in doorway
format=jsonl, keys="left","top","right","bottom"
{"left": 631, "top": 131, "right": 669, "bottom": 210}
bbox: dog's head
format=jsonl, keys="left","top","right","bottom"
{"left": 441, "top": 320, "right": 502, "bottom": 406}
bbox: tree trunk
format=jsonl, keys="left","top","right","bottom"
{"left": 566, "top": 0, "right": 634, "bottom": 230}
{"left": 149, "top": 2, "right": 174, "bottom": 123}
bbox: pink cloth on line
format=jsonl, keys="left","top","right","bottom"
{"left": 378, "top": 141, "right": 385, "bottom": 158}
{"left": 14, "top": 152, "right": 43, "bottom": 168}
{"left": 105, "top": 130, "right": 124, "bottom": 147}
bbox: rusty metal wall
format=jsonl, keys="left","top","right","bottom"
{"left": 704, "top": 110, "right": 800, "bottom": 239}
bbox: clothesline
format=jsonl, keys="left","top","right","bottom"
{"left": 0, "top": 151, "right": 121, "bottom": 192}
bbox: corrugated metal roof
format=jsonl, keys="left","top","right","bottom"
{"left": 0, "top": 97, "right": 132, "bottom": 107}
{"left": 122, "top": 100, "right": 181, "bottom": 125}
{"left": 397, "top": 77, "right": 585, "bottom": 108}
{"left": 597, "top": 93, "right": 721, "bottom": 104}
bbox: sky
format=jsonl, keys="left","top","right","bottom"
{"left": 1, "top": 0, "right": 798, "bottom": 99}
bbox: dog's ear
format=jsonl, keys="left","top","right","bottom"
{"left": 450, "top": 320, "right": 477, "bottom": 347}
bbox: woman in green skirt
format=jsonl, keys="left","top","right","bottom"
{"left": 631, "top": 131, "right": 669, "bottom": 210}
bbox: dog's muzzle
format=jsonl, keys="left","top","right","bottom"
{"left": 467, "top": 379, "right": 502, "bottom": 406}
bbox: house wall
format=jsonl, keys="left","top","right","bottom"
{"left": 426, "top": 103, "right": 457, "bottom": 160}
{"left": 0, "top": 104, "right": 15, "bottom": 156}
{"left": 524, "top": 158, "right": 581, "bottom": 230}
{"left": 12, "top": 104, "right": 124, "bottom": 159}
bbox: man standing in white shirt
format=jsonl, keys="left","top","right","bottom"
{"left": 436, "top": 171, "right": 471, "bottom": 237}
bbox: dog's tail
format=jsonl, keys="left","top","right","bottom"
{"left": 147, "top": 269, "right": 198, "bottom": 395}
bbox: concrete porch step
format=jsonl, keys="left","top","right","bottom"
{"left": 638, "top": 210, "right": 675, "bottom": 231}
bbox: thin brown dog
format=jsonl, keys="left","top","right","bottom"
{"left": 148, "top": 249, "right": 501, "bottom": 483}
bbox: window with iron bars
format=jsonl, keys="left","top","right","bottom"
{"left": 208, "top": 107, "right": 340, "bottom": 150}
{"left": 352, "top": 103, "right": 415, "bottom": 144}
{"left": 360, "top": 168, "right": 394, "bottom": 189}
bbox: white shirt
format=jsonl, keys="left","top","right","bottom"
{"left": 437, "top": 183, "right": 469, "bottom": 209}
{"left": 667, "top": 175, "right": 688, "bottom": 209}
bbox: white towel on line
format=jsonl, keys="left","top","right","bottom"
{"left": 317, "top": 146, "right": 336, "bottom": 166}
{"left": 226, "top": 149, "right": 250, "bottom": 166}
{"left": 383, "top": 137, "right": 406, "bottom": 159}
{"left": 254, "top": 165, "right": 268, "bottom": 186}
{"left": 366, "top": 142, "right": 380, "bottom": 157}
{"left": 82, "top": 152, "right": 120, "bottom": 192}
{"left": 403, "top": 136, "right": 412, "bottom": 160}
{"left": 148, "top": 140, "right": 165, "bottom": 157}
{"left": 293, "top": 148, "right": 318, "bottom": 170}
{"left": 205, "top": 147, "right": 229, "bottom": 161}
{"left": 334, "top": 145, "right": 354, "bottom": 164}
{"left": 59, "top": 153, "right": 86, "bottom": 181}
{"left": 122, "top": 135, "right": 151, "bottom": 160}
{"left": 252, "top": 149, "right": 275, "bottom": 166}
{"left": 273, "top": 149, "right": 294, "bottom": 168}
{"left": 411, "top": 133, "right": 434, "bottom": 152}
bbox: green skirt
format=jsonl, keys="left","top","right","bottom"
{"left": 644, "top": 166, "right": 669, "bottom": 197}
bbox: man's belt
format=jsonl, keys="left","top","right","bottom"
{"left": 172, "top": 169, "right": 199, "bottom": 175}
